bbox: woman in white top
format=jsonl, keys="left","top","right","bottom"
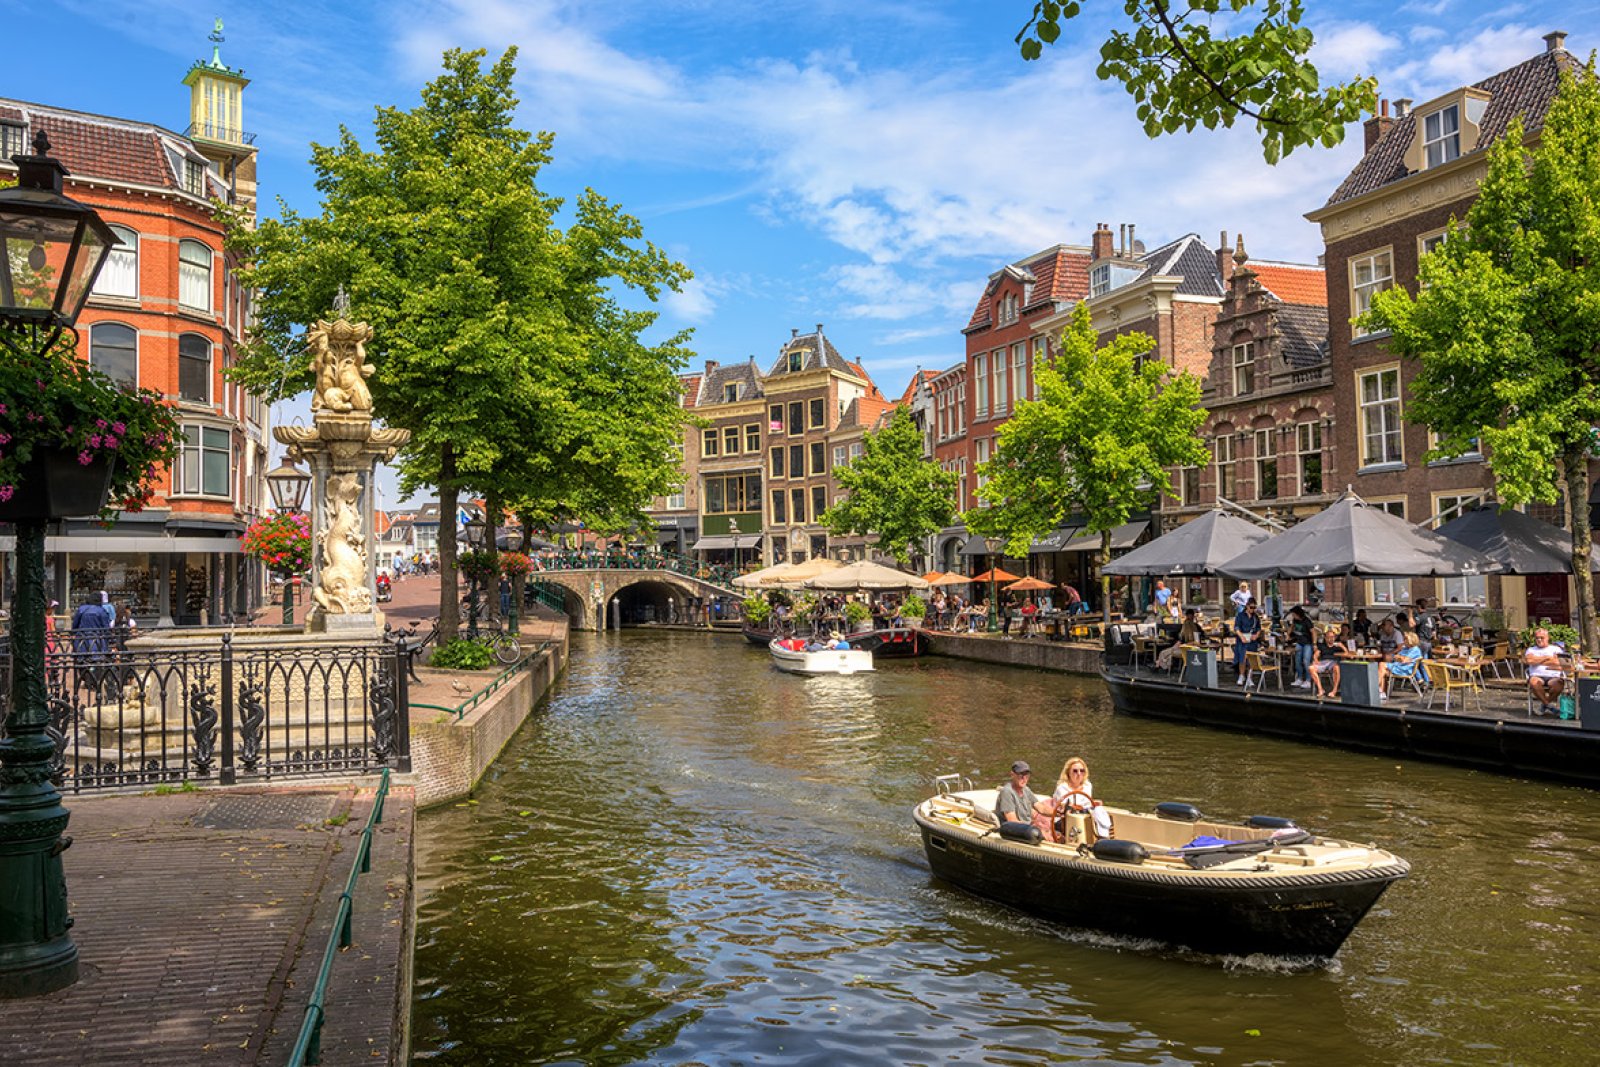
{"left": 1051, "top": 756, "right": 1114, "bottom": 839}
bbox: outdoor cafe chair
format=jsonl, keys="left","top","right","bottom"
{"left": 1387, "top": 659, "right": 1432, "bottom": 701}
{"left": 1427, "top": 659, "right": 1485, "bottom": 714}
{"left": 1243, "top": 650, "right": 1282, "bottom": 693}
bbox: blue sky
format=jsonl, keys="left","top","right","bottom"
{"left": 5, "top": 1, "right": 1594, "bottom": 504}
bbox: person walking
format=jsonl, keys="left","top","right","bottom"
{"left": 1288, "top": 606, "right": 1315, "bottom": 688}
{"left": 1229, "top": 581, "right": 1252, "bottom": 615}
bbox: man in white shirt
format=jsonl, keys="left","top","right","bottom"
{"left": 1229, "top": 582, "right": 1252, "bottom": 615}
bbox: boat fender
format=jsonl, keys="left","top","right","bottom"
{"left": 1090, "top": 839, "right": 1149, "bottom": 864}
{"left": 1267, "top": 829, "right": 1311, "bottom": 847}
{"left": 998, "top": 821, "right": 1044, "bottom": 845}
{"left": 1245, "top": 815, "right": 1298, "bottom": 830}
{"left": 1155, "top": 802, "right": 1204, "bottom": 822}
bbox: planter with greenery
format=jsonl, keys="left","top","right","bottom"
{"left": 742, "top": 596, "right": 772, "bottom": 626}
{"left": 430, "top": 639, "right": 496, "bottom": 671}
{"left": 844, "top": 600, "right": 872, "bottom": 632}
{"left": 1518, "top": 622, "right": 1581, "bottom": 650}
{"left": 900, "top": 594, "right": 927, "bottom": 627}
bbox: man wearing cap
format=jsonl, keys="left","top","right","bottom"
{"left": 994, "top": 760, "right": 1048, "bottom": 826}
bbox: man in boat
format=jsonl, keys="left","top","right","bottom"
{"left": 994, "top": 761, "right": 1052, "bottom": 828}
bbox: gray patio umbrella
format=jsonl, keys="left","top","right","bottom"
{"left": 1217, "top": 495, "right": 1498, "bottom": 580}
{"left": 1102, "top": 510, "right": 1272, "bottom": 576}
{"left": 1434, "top": 505, "right": 1595, "bottom": 574}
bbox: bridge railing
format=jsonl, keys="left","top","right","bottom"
{"left": 531, "top": 550, "right": 743, "bottom": 594}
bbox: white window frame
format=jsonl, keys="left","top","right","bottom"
{"left": 178, "top": 239, "right": 212, "bottom": 312}
{"left": 1366, "top": 498, "right": 1409, "bottom": 607}
{"left": 93, "top": 224, "right": 139, "bottom": 299}
{"left": 992, "top": 349, "right": 1008, "bottom": 415}
{"left": 1423, "top": 104, "right": 1460, "bottom": 169}
{"left": 833, "top": 445, "right": 847, "bottom": 469}
{"left": 975, "top": 437, "right": 990, "bottom": 488}
{"left": 974, "top": 358, "right": 988, "bottom": 419}
{"left": 1358, "top": 366, "right": 1404, "bottom": 467}
{"left": 1090, "top": 264, "right": 1110, "bottom": 297}
{"left": 1231, "top": 341, "right": 1254, "bottom": 395}
{"left": 666, "top": 492, "right": 686, "bottom": 511}
{"left": 1349, "top": 249, "right": 1393, "bottom": 337}
{"left": 178, "top": 333, "right": 212, "bottom": 405}
{"left": 1011, "top": 343, "right": 1027, "bottom": 408}
{"left": 1031, "top": 339, "right": 1046, "bottom": 400}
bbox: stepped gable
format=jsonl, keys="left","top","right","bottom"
{"left": 898, "top": 369, "right": 938, "bottom": 405}
{"left": 0, "top": 97, "right": 222, "bottom": 197}
{"left": 1134, "top": 233, "right": 1224, "bottom": 297}
{"left": 964, "top": 244, "right": 1092, "bottom": 332}
{"left": 1325, "top": 47, "right": 1576, "bottom": 207}
{"left": 1249, "top": 261, "right": 1328, "bottom": 307}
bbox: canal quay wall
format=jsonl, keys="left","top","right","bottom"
{"left": 408, "top": 613, "right": 571, "bottom": 808}
{"left": 926, "top": 631, "right": 1102, "bottom": 675}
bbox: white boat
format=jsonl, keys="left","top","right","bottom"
{"left": 768, "top": 638, "right": 875, "bottom": 676}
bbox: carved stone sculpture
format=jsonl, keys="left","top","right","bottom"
{"left": 314, "top": 473, "right": 372, "bottom": 614}
{"left": 308, "top": 317, "right": 376, "bottom": 414}
{"left": 82, "top": 676, "right": 164, "bottom": 749}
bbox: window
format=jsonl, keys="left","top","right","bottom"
{"left": 810, "top": 442, "right": 826, "bottom": 475}
{"left": 1429, "top": 427, "right": 1481, "bottom": 459}
{"left": 666, "top": 492, "right": 685, "bottom": 510}
{"left": 956, "top": 383, "right": 965, "bottom": 431}
{"left": 809, "top": 397, "right": 825, "bottom": 429}
{"left": 702, "top": 429, "right": 719, "bottom": 457}
{"left": 1254, "top": 428, "right": 1277, "bottom": 500}
{"left": 178, "top": 425, "right": 231, "bottom": 496}
{"left": 723, "top": 426, "right": 740, "bottom": 455}
{"left": 975, "top": 437, "right": 990, "bottom": 488}
{"left": 974, "top": 358, "right": 988, "bottom": 419}
{"left": 1215, "top": 434, "right": 1236, "bottom": 500}
{"left": 1423, "top": 104, "right": 1460, "bottom": 168}
{"left": 178, "top": 334, "right": 211, "bottom": 403}
{"left": 791, "top": 487, "right": 806, "bottom": 524}
{"left": 1296, "top": 422, "right": 1323, "bottom": 495}
{"left": 788, "top": 351, "right": 803, "bottom": 372}
{"left": 997, "top": 350, "right": 1012, "bottom": 414}
{"left": 1090, "top": 264, "right": 1111, "bottom": 297}
{"left": 93, "top": 225, "right": 139, "bottom": 299}
{"left": 849, "top": 443, "right": 863, "bottom": 462}
{"left": 183, "top": 157, "right": 207, "bottom": 196}
{"left": 789, "top": 444, "right": 804, "bottom": 476}
{"left": 1012, "top": 344, "right": 1027, "bottom": 407}
{"left": 769, "top": 405, "right": 784, "bottom": 432}
{"left": 1441, "top": 574, "right": 1487, "bottom": 607}
{"left": 1180, "top": 466, "right": 1200, "bottom": 506}
{"left": 1369, "top": 577, "right": 1410, "bottom": 607}
{"left": 745, "top": 423, "right": 761, "bottom": 453}
{"left": 178, "top": 240, "right": 212, "bottom": 312}
{"left": 1231, "top": 342, "right": 1254, "bottom": 395}
{"left": 724, "top": 383, "right": 739, "bottom": 403}
{"left": 1031, "top": 339, "right": 1046, "bottom": 399}
{"left": 1419, "top": 231, "right": 1448, "bottom": 257}
{"left": 770, "top": 489, "right": 787, "bottom": 524}
{"left": 0, "top": 122, "right": 26, "bottom": 159}
{"left": 1350, "top": 250, "right": 1393, "bottom": 333}
{"left": 703, "top": 474, "right": 760, "bottom": 514}
{"left": 1359, "top": 368, "right": 1404, "bottom": 466}
{"left": 770, "top": 446, "right": 785, "bottom": 478}
{"left": 811, "top": 486, "right": 827, "bottom": 521}
{"left": 89, "top": 323, "right": 137, "bottom": 389}
{"left": 833, "top": 445, "right": 847, "bottom": 468}
{"left": 1435, "top": 493, "right": 1484, "bottom": 526}
{"left": 787, "top": 401, "right": 804, "bottom": 436}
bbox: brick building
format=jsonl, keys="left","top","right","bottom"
{"left": 0, "top": 38, "right": 268, "bottom": 624}
{"left": 1304, "top": 30, "right": 1585, "bottom": 628}
{"left": 641, "top": 373, "right": 702, "bottom": 555}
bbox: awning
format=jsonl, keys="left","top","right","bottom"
{"left": 1029, "top": 526, "right": 1083, "bottom": 554}
{"left": 655, "top": 530, "right": 683, "bottom": 546}
{"left": 692, "top": 534, "right": 760, "bottom": 551}
{"left": 1059, "top": 521, "right": 1150, "bottom": 553}
{"left": 0, "top": 535, "right": 243, "bottom": 554}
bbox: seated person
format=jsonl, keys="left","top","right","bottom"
{"left": 833, "top": 636, "right": 851, "bottom": 650}
{"left": 994, "top": 761, "right": 1053, "bottom": 830}
{"left": 1310, "top": 626, "right": 1344, "bottom": 698}
{"left": 1375, "top": 619, "right": 1403, "bottom": 659}
{"left": 1378, "top": 633, "right": 1428, "bottom": 699}
{"left": 1050, "top": 756, "right": 1114, "bottom": 841}
{"left": 1337, "top": 622, "right": 1359, "bottom": 652}
{"left": 1156, "top": 609, "right": 1203, "bottom": 670}
{"left": 1524, "top": 628, "right": 1571, "bottom": 714}
{"left": 1352, "top": 609, "right": 1372, "bottom": 641}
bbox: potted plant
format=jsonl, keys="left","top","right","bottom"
{"left": 742, "top": 595, "right": 772, "bottom": 626}
{"left": 901, "top": 594, "right": 927, "bottom": 628}
{"left": 0, "top": 335, "right": 182, "bottom": 521}
{"left": 844, "top": 600, "right": 872, "bottom": 633}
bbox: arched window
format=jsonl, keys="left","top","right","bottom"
{"left": 178, "top": 239, "right": 212, "bottom": 312}
{"left": 178, "top": 333, "right": 211, "bottom": 404}
{"left": 89, "top": 323, "right": 137, "bottom": 388}
{"left": 93, "top": 225, "right": 139, "bottom": 299}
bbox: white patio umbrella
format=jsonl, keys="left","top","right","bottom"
{"left": 806, "top": 559, "right": 931, "bottom": 591}
{"left": 732, "top": 561, "right": 798, "bottom": 589}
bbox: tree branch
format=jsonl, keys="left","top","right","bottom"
{"left": 1144, "top": 0, "right": 1288, "bottom": 128}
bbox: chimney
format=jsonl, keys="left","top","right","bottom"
{"left": 1545, "top": 30, "right": 1567, "bottom": 53}
{"left": 1363, "top": 98, "right": 1393, "bottom": 151}
{"left": 816, "top": 323, "right": 824, "bottom": 336}
{"left": 1128, "top": 224, "right": 1138, "bottom": 255}
{"left": 791, "top": 328, "right": 798, "bottom": 338}
{"left": 704, "top": 359, "right": 719, "bottom": 372}
{"left": 1216, "top": 230, "right": 1233, "bottom": 285}
{"left": 1118, "top": 223, "right": 1127, "bottom": 256}
{"left": 1091, "top": 223, "right": 1114, "bottom": 260}
{"left": 1393, "top": 98, "right": 1411, "bottom": 118}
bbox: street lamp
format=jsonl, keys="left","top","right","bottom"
{"left": 728, "top": 518, "right": 741, "bottom": 575}
{"left": 463, "top": 514, "right": 485, "bottom": 639}
{"left": 265, "top": 456, "right": 311, "bottom": 625}
{"left": 985, "top": 536, "right": 1004, "bottom": 633}
{"left": 0, "top": 133, "right": 119, "bottom": 997}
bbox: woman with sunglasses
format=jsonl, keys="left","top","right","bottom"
{"left": 1048, "top": 757, "right": 1114, "bottom": 842}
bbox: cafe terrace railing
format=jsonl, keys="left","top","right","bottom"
{"left": 533, "top": 549, "right": 744, "bottom": 594}
{"left": 0, "top": 630, "right": 410, "bottom": 792}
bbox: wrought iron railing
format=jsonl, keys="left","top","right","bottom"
{"left": 0, "top": 631, "right": 409, "bottom": 791}
{"left": 287, "top": 767, "right": 390, "bottom": 1067}
{"left": 532, "top": 549, "right": 743, "bottom": 593}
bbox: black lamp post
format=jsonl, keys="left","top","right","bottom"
{"left": 985, "top": 537, "right": 1004, "bottom": 634}
{"left": 264, "top": 456, "right": 311, "bottom": 625}
{"left": 0, "top": 133, "right": 119, "bottom": 997}
{"left": 463, "top": 515, "right": 485, "bottom": 639}
{"left": 727, "top": 518, "right": 742, "bottom": 575}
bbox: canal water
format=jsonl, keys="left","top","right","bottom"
{"left": 412, "top": 632, "right": 1600, "bottom": 1065}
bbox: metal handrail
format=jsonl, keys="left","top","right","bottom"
{"left": 287, "top": 766, "right": 391, "bottom": 1067}
{"left": 452, "top": 643, "right": 548, "bottom": 719}
{"left": 532, "top": 549, "right": 744, "bottom": 594}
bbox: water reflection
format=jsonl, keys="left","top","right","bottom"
{"left": 413, "top": 631, "right": 1600, "bottom": 1065}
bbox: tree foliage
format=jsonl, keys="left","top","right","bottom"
{"left": 970, "top": 303, "right": 1208, "bottom": 618}
{"left": 1016, "top": 1, "right": 1377, "bottom": 162}
{"left": 821, "top": 407, "right": 958, "bottom": 563}
{"left": 225, "top": 48, "right": 692, "bottom": 637}
{"left": 1365, "top": 60, "right": 1600, "bottom": 653}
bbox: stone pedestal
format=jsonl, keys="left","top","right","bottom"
{"left": 1182, "top": 647, "right": 1218, "bottom": 689}
{"left": 1340, "top": 661, "right": 1383, "bottom": 707}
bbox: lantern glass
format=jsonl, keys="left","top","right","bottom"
{"left": 0, "top": 196, "right": 115, "bottom": 324}
{"left": 265, "top": 461, "right": 311, "bottom": 512}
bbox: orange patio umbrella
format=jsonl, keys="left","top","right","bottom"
{"left": 970, "top": 567, "right": 1023, "bottom": 584}
{"left": 1005, "top": 576, "right": 1054, "bottom": 592}
{"left": 930, "top": 573, "right": 973, "bottom": 586}
{"left": 920, "top": 570, "right": 946, "bottom": 584}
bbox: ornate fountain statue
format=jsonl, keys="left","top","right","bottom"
{"left": 275, "top": 293, "right": 410, "bottom": 633}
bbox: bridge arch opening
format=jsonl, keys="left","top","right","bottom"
{"left": 529, "top": 580, "right": 587, "bottom": 629}
{"left": 612, "top": 579, "right": 693, "bottom": 626}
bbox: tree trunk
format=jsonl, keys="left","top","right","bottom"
{"left": 1100, "top": 529, "right": 1112, "bottom": 632}
{"left": 483, "top": 491, "right": 501, "bottom": 622}
{"left": 1565, "top": 449, "right": 1596, "bottom": 657}
{"left": 438, "top": 445, "right": 461, "bottom": 643}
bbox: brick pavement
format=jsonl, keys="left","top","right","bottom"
{"left": 0, "top": 781, "right": 414, "bottom": 1066}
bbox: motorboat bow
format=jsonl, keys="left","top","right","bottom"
{"left": 768, "top": 638, "right": 875, "bottom": 676}
{"left": 913, "top": 776, "right": 1408, "bottom": 959}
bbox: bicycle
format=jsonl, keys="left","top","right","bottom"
{"left": 474, "top": 621, "right": 523, "bottom": 666}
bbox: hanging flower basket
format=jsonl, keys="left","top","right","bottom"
{"left": 457, "top": 549, "right": 501, "bottom": 584}
{"left": 0, "top": 446, "right": 115, "bottom": 522}
{"left": 499, "top": 551, "right": 534, "bottom": 578}
{"left": 241, "top": 511, "right": 313, "bottom": 576}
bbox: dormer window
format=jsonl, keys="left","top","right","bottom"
{"left": 724, "top": 383, "right": 739, "bottom": 403}
{"left": 1090, "top": 264, "right": 1111, "bottom": 297}
{"left": 1423, "top": 105, "right": 1460, "bottom": 167}
{"left": 788, "top": 351, "right": 803, "bottom": 372}
{"left": 183, "top": 157, "right": 207, "bottom": 196}
{"left": 0, "top": 122, "right": 27, "bottom": 159}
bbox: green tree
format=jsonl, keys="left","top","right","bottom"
{"left": 226, "top": 48, "right": 692, "bottom": 640}
{"left": 1015, "top": 1, "right": 1377, "bottom": 162}
{"left": 970, "top": 303, "right": 1208, "bottom": 624}
{"left": 1366, "top": 61, "right": 1600, "bottom": 654}
{"left": 820, "top": 407, "right": 958, "bottom": 564}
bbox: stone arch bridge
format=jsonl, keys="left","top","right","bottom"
{"left": 529, "top": 566, "right": 742, "bottom": 630}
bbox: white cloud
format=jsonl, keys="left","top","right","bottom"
{"left": 1312, "top": 22, "right": 1403, "bottom": 76}
{"left": 1387, "top": 24, "right": 1541, "bottom": 97}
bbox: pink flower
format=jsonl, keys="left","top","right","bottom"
{"left": 88, "top": 434, "right": 103, "bottom": 449}
{"left": 78, "top": 451, "right": 92, "bottom": 465}
{"left": 94, "top": 419, "right": 107, "bottom": 430}
{"left": 0, "top": 486, "right": 12, "bottom": 502}
{"left": 112, "top": 421, "right": 126, "bottom": 435}
{"left": 105, "top": 436, "right": 119, "bottom": 449}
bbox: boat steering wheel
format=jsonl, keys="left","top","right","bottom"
{"left": 1056, "top": 790, "right": 1094, "bottom": 814}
